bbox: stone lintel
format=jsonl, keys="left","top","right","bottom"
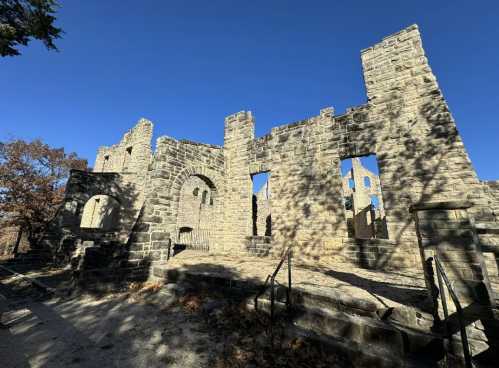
{"left": 409, "top": 201, "right": 473, "bottom": 212}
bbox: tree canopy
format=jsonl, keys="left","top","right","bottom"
{"left": 0, "top": 139, "right": 87, "bottom": 249}
{"left": 0, "top": 0, "right": 62, "bottom": 56}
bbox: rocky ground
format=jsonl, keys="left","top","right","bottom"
{"left": 0, "top": 266, "right": 351, "bottom": 368}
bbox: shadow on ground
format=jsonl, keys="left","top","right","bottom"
{"left": 0, "top": 261, "right": 354, "bottom": 368}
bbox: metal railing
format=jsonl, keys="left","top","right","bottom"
{"left": 174, "top": 227, "right": 210, "bottom": 252}
{"left": 254, "top": 246, "right": 292, "bottom": 339}
{"left": 433, "top": 255, "right": 473, "bottom": 368}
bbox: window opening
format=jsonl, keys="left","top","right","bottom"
{"left": 251, "top": 172, "right": 271, "bottom": 236}
{"left": 122, "top": 147, "right": 133, "bottom": 170}
{"left": 340, "top": 155, "right": 387, "bottom": 239}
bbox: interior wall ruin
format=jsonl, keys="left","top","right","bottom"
{"left": 48, "top": 24, "right": 498, "bottom": 276}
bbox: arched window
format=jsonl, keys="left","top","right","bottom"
{"left": 193, "top": 188, "right": 199, "bottom": 196}
{"left": 201, "top": 190, "right": 208, "bottom": 204}
{"left": 364, "top": 176, "right": 371, "bottom": 188}
{"left": 80, "top": 195, "right": 120, "bottom": 230}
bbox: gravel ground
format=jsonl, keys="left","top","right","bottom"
{"left": 0, "top": 268, "right": 350, "bottom": 368}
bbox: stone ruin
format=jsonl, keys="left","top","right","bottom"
{"left": 341, "top": 157, "right": 388, "bottom": 239}
{"left": 39, "top": 25, "right": 499, "bottom": 364}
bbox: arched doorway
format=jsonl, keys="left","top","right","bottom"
{"left": 175, "top": 175, "right": 216, "bottom": 251}
{"left": 80, "top": 195, "right": 120, "bottom": 231}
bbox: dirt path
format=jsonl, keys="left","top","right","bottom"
{"left": 0, "top": 270, "right": 215, "bottom": 368}
{"left": 0, "top": 267, "right": 350, "bottom": 368}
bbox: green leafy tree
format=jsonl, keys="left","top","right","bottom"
{"left": 0, "top": 139, "right": 87, "bottom": 254}
{"left": 0, "top": 0, "right": 62, "bottom": 57}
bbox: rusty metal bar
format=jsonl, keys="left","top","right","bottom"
{"left": 254, "top": 274, "right": 271, "bottom": 311}
{"left": 253, "top": 246, "right": 293, "bottom": 343}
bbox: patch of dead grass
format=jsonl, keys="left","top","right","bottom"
{"left": 179, "top": 294, "right": 204, "bottom": 313}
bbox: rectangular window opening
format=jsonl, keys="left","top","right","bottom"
{"left": 101, "top": 155, "right": 110, "bottom": 171}
{"left": 251, "top": 172, "right": 271, "bottom": 237}
{"left": 122, "top": 146, "right": 133, "bottom": 170}
{"left": 340, "top": 154, "right": 388, "bottom": 239}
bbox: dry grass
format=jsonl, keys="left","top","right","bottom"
{"left": 127, "top": 281, "right": 162, "bottom": 294}
{"left": 179, "top": 294, "right": 204, "bottom": 313}
{"left": 200, "top": 295, "right": 351, "bottom": 368}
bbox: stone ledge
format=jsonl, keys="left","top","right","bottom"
{"left": 0, "top": 264, "right": 59, "bottom": 295}
{"left": 409, "top": 201, "right": 473, "bottom": 212}
{"left": 476, "top": 222, "right": 499, "bottom": 231}
{"left": 343, "top": 238, "right": 398, "bottom": 246}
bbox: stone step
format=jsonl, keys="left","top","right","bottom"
{"left": 286, "top": 324, "right": 440, "bottom": 368}
{"left": 151, "top": 264, "right": 441, "bottom": 365}
{"left": 152, "top": 264, "right": 433, "bottom": 324}
{"left": 152, "top": 265, "right": 383, "bottom": 317}
{"left": 253, "top": 296, "right": 441, "bottom": 362}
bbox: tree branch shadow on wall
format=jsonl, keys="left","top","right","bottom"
{"left": 74, "top": 180, "right": 152, "bottom": 291}
{"left": 273, "top": 97, "right": 482, "bottom": 267}
{"left": 391, "top": 102, "right": 497, "bottom": 365}
{"left": 0, "top": 171, "right": 153, "bottom": 292}
{"left": 271, "top": 96, "right": 498, "bottom": 362}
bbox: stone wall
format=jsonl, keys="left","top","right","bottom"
{"left": 126, "top": 136, "right": 225, "bottom": 264}
{"left": 361, "top": 25, "right": 492, "bottom": 220}
{"left": 42, "top": 170, "right": 143, "bottom": 245}
{"left": 46, "top": 24, "right": 499, "bottom": 277}
{"left": 222, "top": 112, "right": 255, "bottom": 253}
{"left": 483, "top": 181, "right": 499, "bottom": 221}
{"left": 94, "top": 118, "right": 153, "bottom": 175}
{"left": 411, "top": 202, "right": 497, "bottom": 362}
{"left": 477, "top": 181, "right": 499, "bottom": 301}
{"left": 202, "top": 24, "right": 492, "bottom": 270}
{"left": 246, "top": 108, "right": 350, "bottom": 262}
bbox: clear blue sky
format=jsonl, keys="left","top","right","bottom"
{"left": 1, "top": 1, "right": 498, "bottom": 180}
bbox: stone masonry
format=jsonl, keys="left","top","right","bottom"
{"left": 43, "top": 25, "right": 498, "bottom": 305}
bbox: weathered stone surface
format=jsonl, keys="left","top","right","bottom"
{"left": 151, "top": 232, "right": 170, "bottom": 241}
{"left": 11, "top": 29, "right": 495, "bottom": 367}
{"left": 40, "top": 26, "right": 498, "bottom": 323}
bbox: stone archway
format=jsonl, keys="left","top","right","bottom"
{"left": 174, "top": 173, "right": 220, "bottom": 251}
{"left": 80, "top": 195, "right": 120, "bottom": 231}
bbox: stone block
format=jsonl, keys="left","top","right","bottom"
{"left": 151, "top": 232, "right": 169, "bottom": 241}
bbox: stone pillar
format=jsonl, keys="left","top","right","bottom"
{"left": 223, "top": 111, "right": 255, "bottom": 253}
{"left": 411, "top": 201, "right": 498, "bottom": 365}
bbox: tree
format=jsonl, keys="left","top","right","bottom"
{"left": 0, "top": 139, "right": 87, "bottom": 254}
{"left": 0, "top": 0, "right": 62, "bottom": 57}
